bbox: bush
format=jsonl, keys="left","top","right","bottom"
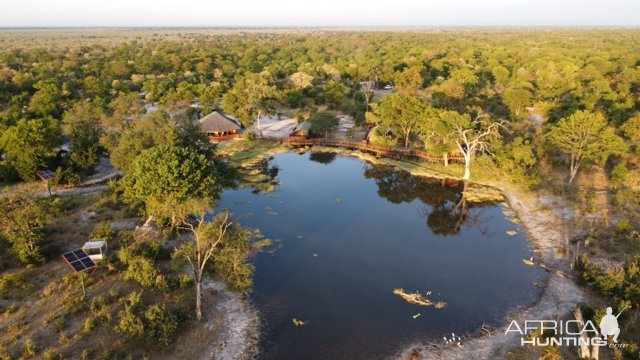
{"left": 54, "top": 166, "right": 81, "bottom": 186}
{"left": 126, "top": 291, "right": 143, "bottom": 312}
{"left": 144, "top": 305, "right": 180, "bottom": 348}
{"left": 0, "top": 272, "right": 29, "bottom": 294}
{"left": 137, "top": 240, "right": 170, "bottom": 260}
{"left": 83, "top": 310, "right": 111, "bottom": 332}
{"left": 615, "top": 218, "right": 632, "bottom": 234}
{"left": 610, "top": 162, "right": 628, "bottom": 188}
{"left": 89, "top": 291, "right": 118, "bottom": 313}
{"left": 22, "top": 338, "right": 38, "bottom": 358}
{"left": 123, "top": 256, "right": 158, "bottom": 287}
{"left": 43, "top": 349, "right": 63, "bottom": 360}
{"left": 91, "top": 220, "right": 112, "bottom": 242}
{"left": 114, "top": 306, "right": 144, "bottom": 338}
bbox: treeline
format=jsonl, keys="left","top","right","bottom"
{"left": 1, "top": 29, "right": 639, "bottom": 186}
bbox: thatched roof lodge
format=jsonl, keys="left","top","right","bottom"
{"left": 198, "top": 111, "right": 242, "bottom": 141}
{"left": 289, "top": 121, "right": 312, "bottom": 139}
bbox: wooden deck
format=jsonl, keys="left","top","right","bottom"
{"left": 266, "top": 137, "right": 464, "bottom": 164}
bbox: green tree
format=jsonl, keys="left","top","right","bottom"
{"left": 420, "top": 110, "right": 458, "bottom": 167}
{"left": 491, "top": 65, "right": 510, "bottom": 87}
{"left": 375, "top": 93, "right": 430, "bottom": 148}
{"left": 144, "top": 305, "right": 179, "bottom": 348}
{"left": 103, "top": 111, "right": 177, "bottom": 172}
{"left": 28, "top": 79, "right": 62, "bottom": 117}
{"left": 121, "top": 145, "right": 222, "bottom": 227}
{"left": 62, "top": 101, "right": 104, "bottom": 172}
{"left": 322, "top": 80, "right": 347, "bottom": 109}
{"left": 502, "top": 88, "right": 533, "bottom": 120}
{"left": 106, "top": 92, "right": 145, "bottom": 131}
{"left": 620, "top": 114, "right": 640, "bottom": 153}
{"left": 394, "top": 66, "right": 423, "bottom": 94}
{"left": 0, "top": 117, "right": 62, "bottom": 180}
{"left": 197, "top": 82, "right": 224, "bottom": 113}
{"left": 0, "top": 185, "right": 58, "bottom": 264}
{"left": 546, "top": 110, "right": 628, "bottom": 184}
{"left": 221, "top": 72, "right": 276, "bottom": 133}
{"left": 309, "top": 110, "right": 339, "bottom": 140}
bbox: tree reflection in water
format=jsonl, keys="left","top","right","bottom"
{"left": 363, "top": 164, "right": 490, "bottom": 235}
{"left": 308, "top": 151, "right": 338, "bottom": 165}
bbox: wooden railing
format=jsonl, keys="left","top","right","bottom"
{"left": 262, "top": 137, "right": 464, "bottom": 164}
{"left": 209, "top": 133, "right": 241, "bottom": 141}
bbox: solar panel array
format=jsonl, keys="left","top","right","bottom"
{"left": 62, "top": 249, "right": 96, "bottom": 272}
{"left": 36, "top": 170, "right": 56, "bottom": 180}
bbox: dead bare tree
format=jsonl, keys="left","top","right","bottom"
{"left": 452, "top": 112, "right": 504, "bottom": 181}
{"left": 361, "top": 76, "right": 377, "bottom": 109}
{"left": 176, "top": 211, "right": 232, "bottom": 321}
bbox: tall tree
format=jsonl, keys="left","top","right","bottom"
{"left": 420, "top": 110, "right": 458, "bottom": 167}
{"left": 28, "top": 79, "right": 62, "bottom": 117}
{"left": 445, "top": 111, "right": 503, "bottom": 181}
{"left": 174, "top": 210, "right": 251, "bottom": 321}
{"left": 375, "top": 93, "right": 430, "bottom": 148}
{"left": 620, "top": 114, "right": 640, "bottom": 153}
{"left": 221, "top": 72, "right": 276, "bottom": 134}
{"left": 0, "top": 184, "right": 58, "bottom": 264}
{"left": 121, "top": 145, "right": 223, "bottom": 228}
{"left": 62, "top": 101, "right": 105, "bottom": 172}
{"left": 309, "top": 110, "right": 339, "bottom": 140}
{"left": 546, "top": 110, "right": 627, "bottom": 184}
{"left": 104, "top": 111, "right": 177, "bottom": 172}
{"left": 106, "top": 92, "right": 145, "bottom": 131}
{"left": 502, "top": 88, "right": 533, "bottom": 120}
{"left": 0, "top": 117, "right": 62, "bottom": 180}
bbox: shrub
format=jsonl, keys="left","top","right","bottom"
{"left": 144, "top": 305, "right": 179, "bottom": 348}
{"left": 137, "top": 240, "right": 170, "bottom": 261}
{"left": 126, "top": 291, "right": 143, "bottom": 312}
{"left": 123, "top": 256, "right": 158, "bottom": 287}
{"left": 43, "top": 349, "right": 63, "bottom": 360}
{"left": 91, "top": 220, "right": 112, "bottom": 242}
{"left": 114, "top": 306, "right": 144, "bottom": 338}
{"left": 610, "top": 162, "right": 628, "bottom": 188}
{"left": 22, "top": 338, "right": 38, "bottom": 358}
{"left": 615, "top": 218, "right": 632, "bottom": 234}
{"left": 83, "top": 310, "right": 111, "bottom": 332}
{"left": 0, "top": 272, "right": 29, "bottom": 294}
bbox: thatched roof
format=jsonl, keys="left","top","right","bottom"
{"left": 198, "top": 111, "right": 241, "bottom": 133}
{"left": 293, "top": 121, "right": 311, "bottom": 132}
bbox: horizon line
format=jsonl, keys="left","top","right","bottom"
{"left": 2, "top": 25, "right": 640, "bottom": 30}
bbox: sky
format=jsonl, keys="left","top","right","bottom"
{"left": 1, "top": 0, "right": 639, "bottom": 27}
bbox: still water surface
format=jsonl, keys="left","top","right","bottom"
{"left": 218, "top": 152, "right": 546, "bottom": 359}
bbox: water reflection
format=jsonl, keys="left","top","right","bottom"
{"left": 308, "top": 151, "right": 338, "bottom": 165}
{"left": 363, "top": 164, "right": 487, "bottom": 236}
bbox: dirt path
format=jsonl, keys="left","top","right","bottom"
{"left": 395, "top": 187, "right": 589, "bottom": 359}
{"left": 30, "top": 157, "right": 120, "bottom": 197}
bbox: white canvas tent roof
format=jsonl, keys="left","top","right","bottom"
{"left": 82, "top": 240, "right": 107, "bottom": 249}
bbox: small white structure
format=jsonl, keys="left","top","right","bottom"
{"left": 82, "top": 240, "right": 108, "bottom": 262}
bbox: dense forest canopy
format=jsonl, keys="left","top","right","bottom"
{"left": 1, "top": 28, "right": 639, "bottom": 182}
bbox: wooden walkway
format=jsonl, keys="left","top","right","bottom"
{"left": 266, "top": 137, "right": 464, "bottom": 164}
